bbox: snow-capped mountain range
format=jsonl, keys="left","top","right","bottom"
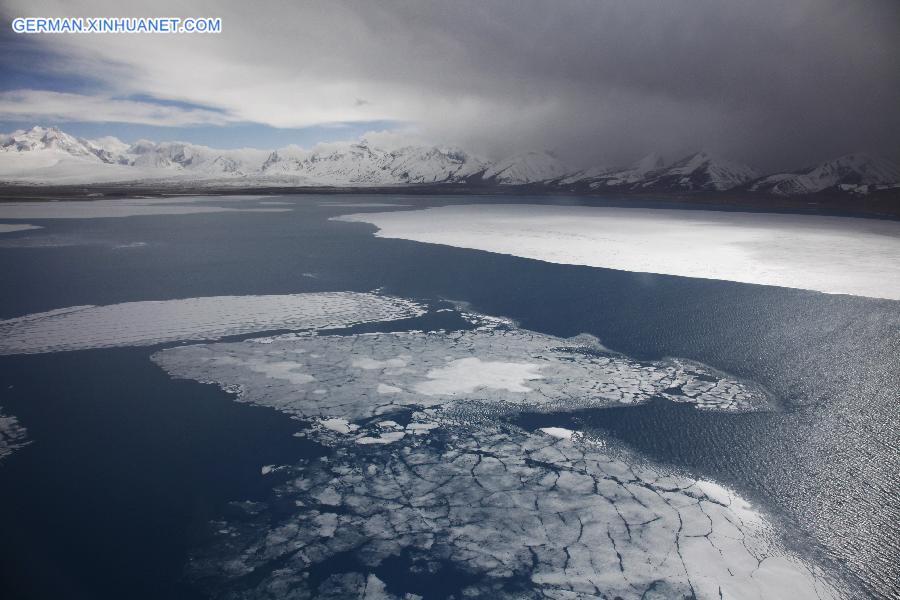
{"left": 1, "top": 126, "right": 898, "bottom": 195}
{"left": 748, "top": 153, "right": 900, "bottom": 196}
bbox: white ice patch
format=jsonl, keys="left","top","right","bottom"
{"left": 313, "top": 512, "right": 338, "bottom": 538}
{"left": 414, "top": 357, "right": 544, "bottom": 395}
{"left": 245, "top": 360, "right": 315, "bottom": 385}
{"left": 0, "top": 292, "right": 425, "bottom": 355}
{"left": 319, "top": 418, "right": 359, "bottom": 435}
{"left": 335, "top": 204, "right": 900, "bottom": 300}
{"left": 355, "top": 431, "right": 406, "bottom": 445}
{"left": 352, "top": 356, "right": 410, "bottom": 370}
{"left": 0, "top": 198, "right": 289, "bottom": 220}
{"left": 313, "top": 487, "right": 341, "bottom": 506}
{"left": 0, "top": 409, "right": 29, "bottom": 461}
{"left": 405, "top": 422, "right": 439, "bottom": 434}
{"left": 0, "top": 223, "right": 41, "bottom": 233}
{"left": 539, "top": 426, "right": 575, "bottom": 439}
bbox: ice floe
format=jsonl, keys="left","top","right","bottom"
{"left": 355, "top": 430, "right": 406, "bottom": 445}
{"left": 0, "top": 292, "right": 425, "bottom": 355}
{"left": 335, "top": 204, "right": 900, "bottom": 300}
{"left": 319, "top": 418, "right": 359, "bottom": 435}
{"left": 154, "top": 328, "right": 768, "bottom": 417}
{"left": 540, "top": 426, "right": 575, "bottom": 439}
{"left": 0, "top": 223, "right": 41, "bottom": 233}
{"left": 0, "top": 197, "right": 289, "bottom": 220}
{"left": 0, "top": 409, "right": 28, "bottom": 461}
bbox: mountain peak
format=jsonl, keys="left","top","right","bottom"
{"left": 3, "top": 125, "right": 106, "bottom": 161}
{"left": 634, "top": 152, "right": 666, "bottom": 173}
{"left": 27, "top": 125, "right": 59, "bottom": 136}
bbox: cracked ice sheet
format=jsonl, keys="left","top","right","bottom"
{"left": 155, "top": 326, "right": 840, "bottom": 597}
{"left": 186, "top": 415, "right": 839, "bottom": 600}
{"left": 0, "top": 409, "right": 28, "bottom": 461}
{"left": 335, "top": 204, "right": 900, "bottom": 300}
{"left": 0, "top": 293, "right": 425, "bottom": 355}
{"left": 154, "top": 328, "right": 768, "bottom": 417}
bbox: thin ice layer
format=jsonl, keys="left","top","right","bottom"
{"left": 0, "top": 197, "right": 287, "bottom": 219}
{"left": 0, "top": 293, "right": 425, "bottom": 355}
{"left": 0, "top": 223, "right": 42, "bottom": 233}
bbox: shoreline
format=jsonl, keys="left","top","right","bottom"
{"left": 0, "top": 184, "right": 898, "bottom": 220}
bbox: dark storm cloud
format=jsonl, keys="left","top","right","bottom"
{"left": 347, "top": 0, "right": 900, "bottom": 169}
{"left": 3, "top": 0, "right": 898, "bottom": 169}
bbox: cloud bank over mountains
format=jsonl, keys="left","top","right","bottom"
{"left": 0, "top": 0, "right": 898, "bottom": 172}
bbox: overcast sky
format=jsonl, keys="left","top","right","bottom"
{"left": 1, "top": 0, "right": 898, "bottom": 170}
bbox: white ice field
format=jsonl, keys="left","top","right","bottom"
{"left": 335, "top": 204, "right": 900, "bottom": 300}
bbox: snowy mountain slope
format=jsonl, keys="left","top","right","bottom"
{"left": 558, "top": 164, "right": 615, "bottom": 185}
{"left": 636, "top": 151, "right": 758, "bottom": 192}
{"left": 574, "top": 153, "right": 666, "bottom": 189}
{"left": 259, "top": 140, "right": 488, "bottom": 185}
{"left": 292, "top": 140, "right": 395, "bottom": 185}
{"left": 1, "top": 126, "right": 110, "bottom": 162}
{"left": 559, "top": 151, "right": 756, "bottom": 192}
{"left": 0, "top": 150, "right": 143, "bottom": 184}
{"left": 0, "top": 127, "right": 161, "bottom": 184}
{"left": 383, "top": 146, "right": 487, "bottom": 184}
{"left": 125, "top": 140, "right": 270, "bottom": 176}
{"left": 749, "top": 153, "right": 900, "bottom": 195}
{"left": 89, "top": 135, "right": 132, "bottom": 157}
{"left": 482, "top": 151, "right": 572, "bottom": 184}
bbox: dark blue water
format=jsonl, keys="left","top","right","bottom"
{"left": 0, "top": 195, "right": 897, "bottom": 598}
{"left": 0, "top": 348, "right": 327, "bottom": 599}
